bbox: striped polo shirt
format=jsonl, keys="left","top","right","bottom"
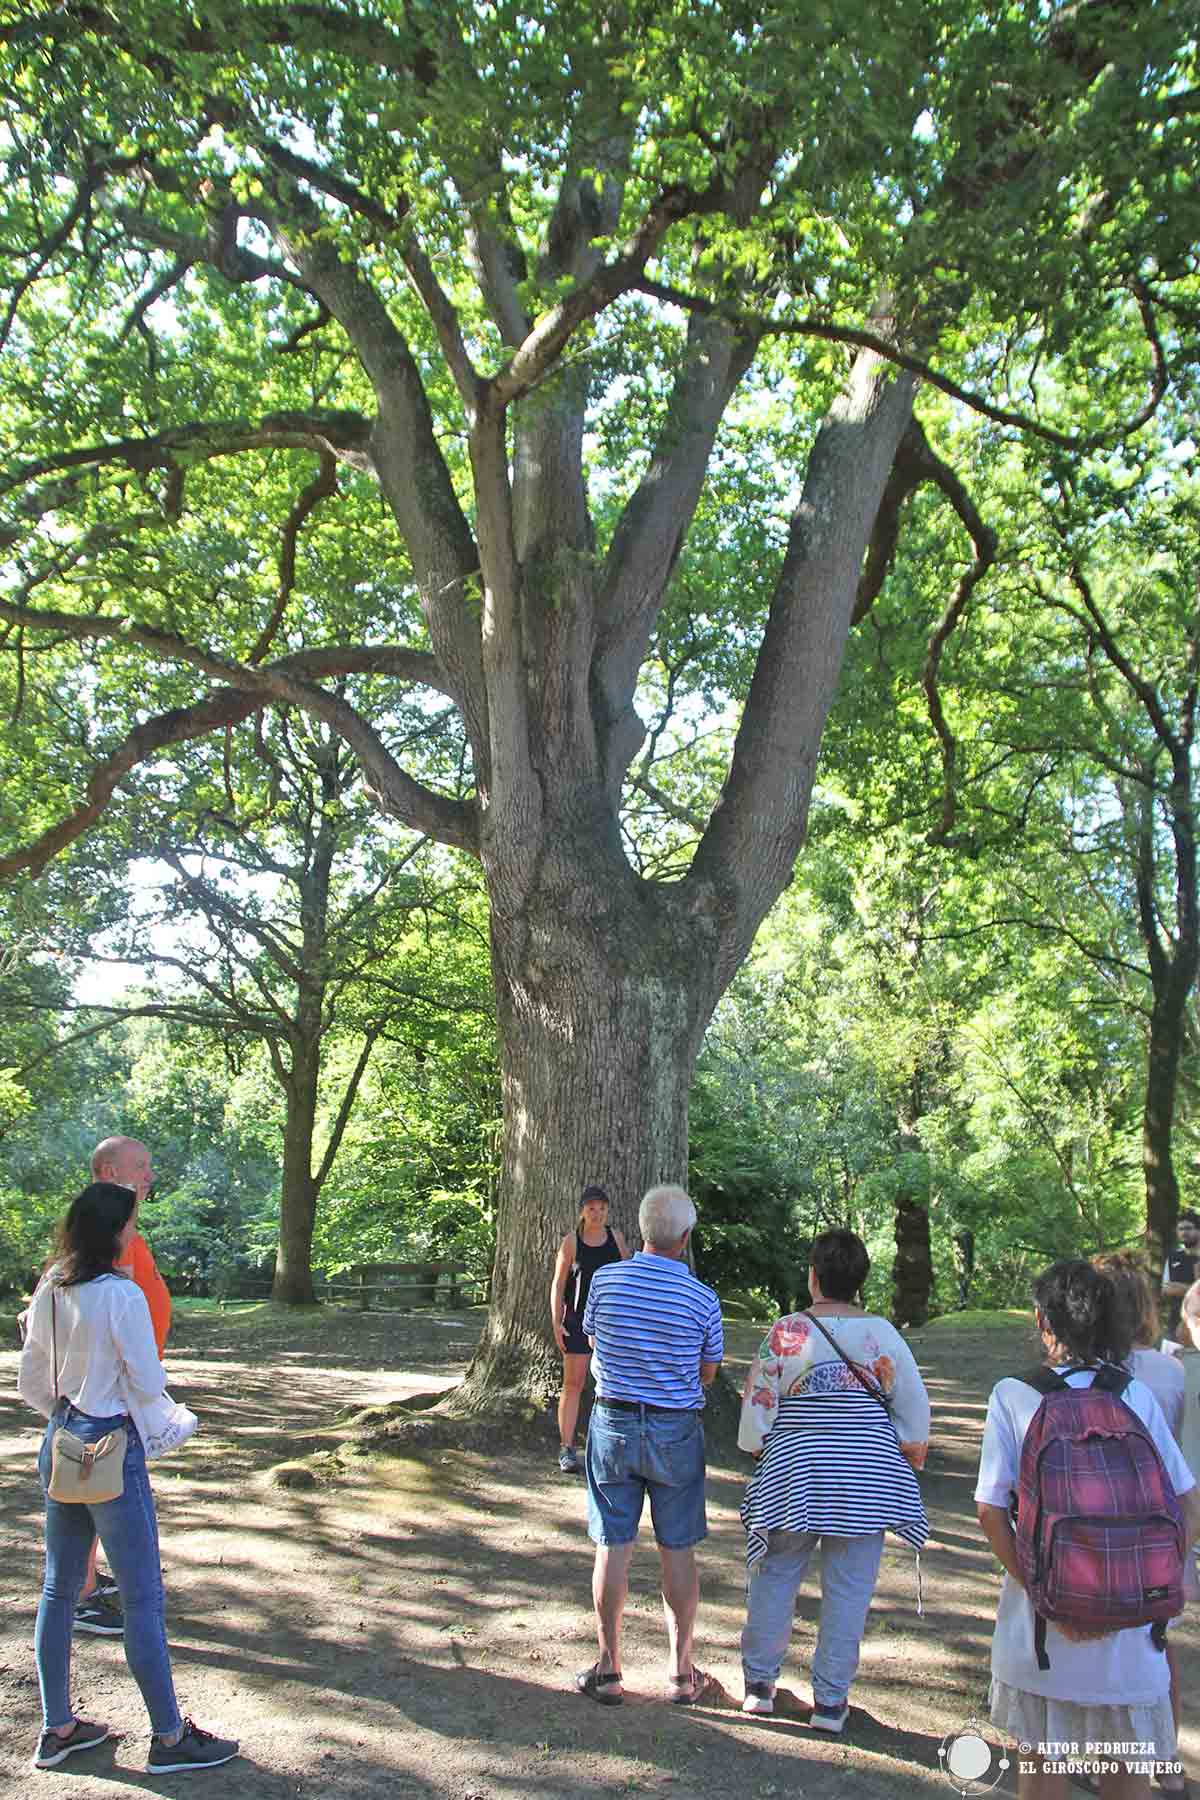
{"left": 583, "top": 1251, "right": 724, "bottom": 1410}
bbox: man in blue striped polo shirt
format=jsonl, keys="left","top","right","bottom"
{"left": 574, "top": 1184, "right": 724, "bottom": 1708}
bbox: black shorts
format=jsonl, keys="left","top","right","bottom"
{"left": 562, "top": 1316, "right": 591, "bottom": 1356}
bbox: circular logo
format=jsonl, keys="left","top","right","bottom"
{"left": 937, "top": 1720, "right": 1011, "bottom": 1795}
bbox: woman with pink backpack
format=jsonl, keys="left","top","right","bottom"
{"left": 975, "top": 1261, "right": 1200, "bottom": 1800}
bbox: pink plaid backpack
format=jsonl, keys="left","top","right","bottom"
{"left": 1014, "top": 1363, "right": 1185, "bottom": 1669}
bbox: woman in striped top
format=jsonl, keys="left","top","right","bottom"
{"left": 736, "top": 1228, "right": 929, "bottom": 1729}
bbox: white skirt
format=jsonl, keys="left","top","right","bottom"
{"left": 990, "top": 1678, "right": 1176, "bottom": 1769}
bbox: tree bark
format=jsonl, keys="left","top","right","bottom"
{"left": 1133, "top": 773, "right": 1199, "bottom": 1276}
{"left": 273, "top": 1040, "right": 321, "bottom": 1304}
{"left": 468, "top": 836, "right": 717, "bottom": 1395}
{"left": 270, "top": 753, "right": 340, "bottom": 1304}
{"left": 892, "top": 1192, "right": 933, "bottom": 1329}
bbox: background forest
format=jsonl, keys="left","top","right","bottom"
{"left": 3, "top": 582, "right": 1191, "bottom": 1324}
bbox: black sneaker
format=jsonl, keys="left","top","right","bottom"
{"left": 146, "top": 1719, "right": 239, "bottom": 1776}
{"left": 32, "top": 1718, "right": 111, "bottom": 1769}
{"left": 93, "top": 1573, "right": 121, "bottom": 1600}
{"left": 75, "top": 1595, "right": 124, "bottom": 1636}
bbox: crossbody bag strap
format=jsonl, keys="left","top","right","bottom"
{"left": 803, "top": 1310, "right": 890, "bottom": 1408}
{"left": 51, "top": 1286, "right": 60, "bottom": 1408}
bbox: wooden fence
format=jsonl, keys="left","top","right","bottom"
{"left": 167, "top": 1261, "right": 488, "bottom": 1309}
{"left": 325, "top": 1260, "right": 489, "bottom": 1311}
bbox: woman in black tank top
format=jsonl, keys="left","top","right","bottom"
{"left": 550, "top": 1185, "right": 628, "bottom": 1473}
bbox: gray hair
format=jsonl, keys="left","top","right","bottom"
{"left": 639, "top": 1184, "right": 696, "bottom": 1249}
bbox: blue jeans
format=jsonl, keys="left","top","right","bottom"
{"left": 35, "top": 1403, "right": 181, "bottom": 1736}
{"left": 585, "top": 1403, "right": 707, "bottom": 1549}
{"left": 741, "top": 1529, "right": 884, "bottom": 1705}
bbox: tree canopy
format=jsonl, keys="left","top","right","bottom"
{"left": 1, "top": 0, "right": 1196, "bottom": 1377}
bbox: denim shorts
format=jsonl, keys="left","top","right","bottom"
{"left": 585, "top": 1402, "right": 707, "bottom": 1549}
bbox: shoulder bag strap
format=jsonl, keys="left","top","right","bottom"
{"left": 51, "top": 1286, "right": 60, "bottom": 1407}
{"left": 803, "top": 1310, "right": 890, "bottom": 1408}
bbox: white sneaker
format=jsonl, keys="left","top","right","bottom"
{"left": 810, "top": 1700, "right": 849, "bottom": 1733}
{"left": 741, "top": 1682, "right": 775, "bottom": 1716}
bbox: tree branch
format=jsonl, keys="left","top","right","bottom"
{"left": 910, "top": 434, "right": 999, "bottom": 845}
{"left": 595, "top": 313, "right": 758, "bottom": 788}
{"left": 248, "top": 452, "right": 339, "bottom": 664}
{"left": 492, "top": 185, "right": 717, "bottom": 407}
{"left": 0, "top": 412, "right": 376, "bottom": 500}
{"left": 0, "top": 686, "right": 264, "bottom": 880}
{"left": 313, "top": 1027, "right": 381, "bottom": 1192}
{"left": 689, "top": 332, "right": 919, "bottom": 983}
{"left": 633, "top": 277, "right": 1167, "bottom": 453}
{"left": 269, "top": 220, "right": 486, "bottom": 749}
{"left": 0, "top": 610, "right": 478, "bottom": 863}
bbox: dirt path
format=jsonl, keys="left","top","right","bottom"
{"left": 2, "top": 1307, "right": 1198, "bottom": 1798}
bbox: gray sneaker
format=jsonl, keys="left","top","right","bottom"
{"left": 33, "top": 1718, "right": 112, "bottom": 1770}
{"left": 558, "top": 1445, "right": 582, "bottom": 1474}
{"left": 146, "top": 1719, "right": 239, "bottom": 1776}
{"left": 75, "top": 1595, "right": 124, "bottom": 1636}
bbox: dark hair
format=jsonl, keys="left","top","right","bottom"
{"left": 1180, "top": 1211, "right": 1200, "bottom": 1229}
{"left": 51, "top": 1182, "right": 136, "bottom": 1287}
{"left": 1033, "top": 1258, "right": 1132, "bottom": 1364}
{"left": 1091, "top": 1250, "right": 1156, "bottom": 1350}
{"left": 810, "top": 1228, "right": 869, "bottom": 1303}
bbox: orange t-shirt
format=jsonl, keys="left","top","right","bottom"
{"left": 117, "top": 1231, "right": 171, "bottom": 1356}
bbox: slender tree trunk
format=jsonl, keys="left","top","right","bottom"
{"left": 891, "top": 1108, "right": 933, "bottom": 1327}
{"left": 273, "top": 1041, "right": 321, "bottom": 1304}
{"left": 468, "top": 853, "right": 715, "bottom": 1395}
{"left": 271, "top": 770, "right": 339, "bottom": 1304}
{"left": 892, "top": 1192, "right": 932, "bottom": 1328}
{"left": 1143, "top": 983, "right": 1189, "bottom": 1274}
{"left": 1134, "top": 772, "right": 1199, "bottom": 1275}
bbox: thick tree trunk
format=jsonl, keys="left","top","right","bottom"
{"left": 468, "top": 858, "right": 715, "bottom": 1395}
{"left": 272, "top": 1046, "right": 321, "bottom": 1305}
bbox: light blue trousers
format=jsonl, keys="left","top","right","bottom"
{"left": 741, "top": 1529, "right": 884, "bottom": 1705}
{"left": 36, "top": 1403, "right": 182, "bottom": 1736}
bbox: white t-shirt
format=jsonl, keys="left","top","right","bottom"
{"left": 975, "top": 1368, "right": 1195, "bottom": 1702}
{"left": 1128, "top": 1347, "right": 1185, "bottom": 1441}
{"left": 18, "top": 1269, "right": 167, "bottom": 1421}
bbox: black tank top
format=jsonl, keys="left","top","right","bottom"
{"left": 565, "top": 1226, "right": 620, "bottom": 1322}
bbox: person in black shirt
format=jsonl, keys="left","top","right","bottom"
{"left": 549, "top": 1185, "right": 628, "bottom": 1474}
{"left": 1162, "top": 1210, "right": 1200, "bottom": 1335}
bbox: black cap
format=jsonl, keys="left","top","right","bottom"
{"left": 581, "top": 1184, "right": 609, "bottom": 1203}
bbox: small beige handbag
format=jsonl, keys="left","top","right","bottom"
{"left": 46, "top": 1289, "right": 127, "bottom": 1504}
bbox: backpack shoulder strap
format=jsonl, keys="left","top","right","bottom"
{"left": 1015, "top": 1365, "right": 1070, "bottom": 1396}
{"left": 1090, "top": 1361, "right": 1133, "bottom": 1398}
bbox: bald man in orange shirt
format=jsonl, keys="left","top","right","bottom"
{"left": 72, "top": 1135, "right": 171, "bottom": 1636}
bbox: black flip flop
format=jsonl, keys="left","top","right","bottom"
{"left": 575, "top": 1663, "right": 623, "bottom": 1706}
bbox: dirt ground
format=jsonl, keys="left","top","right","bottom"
{"left": 2, "top": 1304, "right": 1198, "bottom": 1799}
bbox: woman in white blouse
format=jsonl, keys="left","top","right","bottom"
{"left": 19, "top": 1181, "right": 236, "bottom": 1777}
{"left": 737, "top": 1228, "right": 929, "bottom": 1729}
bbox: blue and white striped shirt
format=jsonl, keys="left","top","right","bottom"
{"left": 583, "top": 1251, "right": 724, "bottom": 1410}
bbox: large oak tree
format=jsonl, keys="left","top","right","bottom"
{"left": 0, "top": 0, "right": 1194, "bottom": 1385}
